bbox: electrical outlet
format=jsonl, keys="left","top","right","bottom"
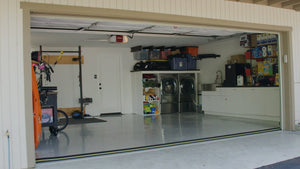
{"left": 283, "top": 54, "right": 288, "bottom": 63}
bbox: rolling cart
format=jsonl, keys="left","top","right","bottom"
{"left": 40, "top": 86, "right": 68, "bottom": 136}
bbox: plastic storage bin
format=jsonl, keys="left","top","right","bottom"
{"left": 170, "top": 57, "right": 187, "bottom": 70}
{"left": 133, "top": 50, "right": 149, "bottom": 60}
{"left": 131, "top": 46, "right": 151, "bottom": 60}
{"left": 187, "top": 57, "right": 197, "bottom": 70}
{"left": 149, "top": 50, "right": 160, "bottom": 60}
{"left": 181, "top": 47, "right": 198, "bottom": 56}
{"left": 184, "top": 54, "right": 197, "bottom": 70}
{"left": 160, "top": 50, "right": 171, "bottom": 60}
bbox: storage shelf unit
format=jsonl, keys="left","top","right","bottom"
{"left": 132, "top": 70, "right": 200, "bottom": 115}
{"left": 243, "top": 34, "right": 279, "bottom": 86}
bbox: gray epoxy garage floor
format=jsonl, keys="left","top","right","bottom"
{"left": 35, "top": 113, "right": 279, "bottom": 159}
{"left": 36, "top": 131, "right": 300, "bottom": 169}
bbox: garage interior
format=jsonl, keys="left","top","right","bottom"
{"left": 30, "top": 15, "right": 281, "bottom": 160}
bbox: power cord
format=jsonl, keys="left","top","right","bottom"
{"left": 5, "top": 130, "right": 10, "bottom": 169}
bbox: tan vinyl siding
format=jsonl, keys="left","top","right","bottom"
{"left": 1, "top": 0, "right": 300, "bottom": 168}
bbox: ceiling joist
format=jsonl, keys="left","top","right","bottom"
{"left": 227, "top": 0, "right": 300, "bottom": 11}
{"left": 253, "top": 0, "right": 264, "bottom": 3}
{"left": 293, "top": 3, "right": 300, "bottom": 10}
{"left": 268, "top": 0, "right": 289, "bottom": 6}
{"left": 282, "top": 0, "right": 300, "bottom": 7}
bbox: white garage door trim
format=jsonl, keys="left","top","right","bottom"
{"left": 20, "top": 2, "right": 295, "bottom": 167}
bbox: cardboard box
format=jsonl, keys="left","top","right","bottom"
{"left": 231, "top": 55, "right": 246, "bottom": 64}
{"left": 171, "top": 49, "right": 180, "bottom": 55}
{"left": 250, "top": 34, "right": 258, "bottom": 47}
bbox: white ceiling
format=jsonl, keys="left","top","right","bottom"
{"left": 31, "top": 16, "right": 245, "bottom": 48}
{"left": 31, "top": 31, "right": 211, "bottom": 47}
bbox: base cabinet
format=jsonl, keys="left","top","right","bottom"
{"left": 202, "top": 87, "right": 280, "bottom": 122}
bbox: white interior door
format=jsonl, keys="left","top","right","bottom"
{"left": 97, "top": 53, "right": 121, "bottom": 114}
{"left": 84, "top": 48, "right": 122, "bottom": 116}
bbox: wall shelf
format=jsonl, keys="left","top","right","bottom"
{"left": 244, "top": 42, "right": 278, "bottom": 48}
{"left": 246, "top": 56, "right": 278, "bottom": 60}
{"left": 255, "top": 42, "right": 278, "bottom": 47}
{"left": 131, "top": 70, "right": 200, "bottom": 74}
{"left": 253, "top": 75, "right": 276, "bottom": 77}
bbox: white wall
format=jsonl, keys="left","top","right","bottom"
{"left": 34, "top": 47, "right": 134, "bottom": 115}
{"left": 1, "top": 0, "right": 300, "bottom": 168}
{"left": 34, "top": 37, "right": 247, "bottom": 115}
{"left": 198, "top": 36, "right": 248, "bottom": 84}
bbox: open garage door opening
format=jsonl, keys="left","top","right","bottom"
{"left": 29, "top": 14, "right": 282, "bottom": 161}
